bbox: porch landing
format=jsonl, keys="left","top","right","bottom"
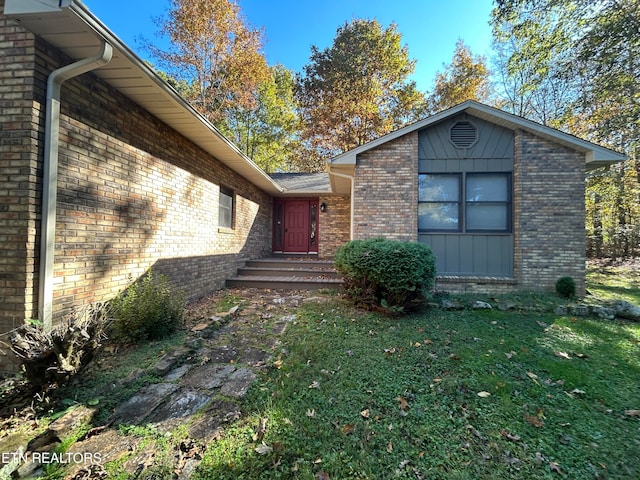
{"left": 226, "top": 256, "right": 343, "bottom": 290}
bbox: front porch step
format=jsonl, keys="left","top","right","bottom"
{"left": 237, "top": 267, "right": 341, "bottom": 279}
{"left": 245, "top": 258, "right": 335, "bottom": 269}
{"left": 226, "top": 257, "right": 342, "bottom": 290}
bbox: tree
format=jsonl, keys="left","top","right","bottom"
{"left": 296, "top": 19, "right": 426, "bottom": 160}
{"left": 426, "top": 39, "right": 493, "bottom": 113}
{"left": 147, "top": 0, "right": 269, "bottom": 125}
{"left": 219, "top": 65, "right": 302, "bottom": 173}
{"left": 492, "top": 0, "right": 639, "bottom": 149}
{"left": 490, "top": 10, "right": 575, "bottom": 125}
{"left": 492, "top": 0, "right": 640, "bottom": 258}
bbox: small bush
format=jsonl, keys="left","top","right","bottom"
{"left": 334, "top": 238, "right": 436, "bottom": 313}
{"left": 556, "top": 276, "right": 576, "bottom": 298}
{"left": 110, "top": 270, "right": 185, "bottom": 342}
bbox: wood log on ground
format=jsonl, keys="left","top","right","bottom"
{"left": 9, "top": 306, "right": 108, "bottom": 390}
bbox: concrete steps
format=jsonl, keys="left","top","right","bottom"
{"left": 226, "top": 257, "right": 342, "bottom": 290}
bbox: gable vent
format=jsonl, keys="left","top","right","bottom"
{"left": 450, "top": 121, "right": 477, "bottom": 148}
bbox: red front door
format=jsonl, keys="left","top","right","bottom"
{"left": 284, "top": 200, "right": 310, "bottom": 252}
{"left": 273, "top": 198, "right": 319, "bottom": 253}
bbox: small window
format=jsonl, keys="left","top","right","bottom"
{"left": 450, "top": 121, "right": 477, "bottom": 148}
{"left": 219, "top": 187, "right": 234, "bottom": 229}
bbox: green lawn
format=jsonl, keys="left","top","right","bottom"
{"left": 194, "top": 274, "right": 640, "bottom": 479}
{"left": 587, "top": 260, "right": 640, "bottom": 305}
{"left": 7, "top": 267, "right": 638, "bottom": 480}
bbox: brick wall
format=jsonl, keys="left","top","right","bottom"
{"left": 0, "top": 6, "right": 272, "bottom": 373}
{"left": 0, "top": 3, "right": 40, "bottom": 371}
{"left": 352, "top": 132, "right": 418, "bottom": 241}
{"left": 318, "top": 194, "right": 350, "bottom": 259}
{"left": 513, "top": 130, "right": 586, "bottom": 294}
{"left": 346, "top": 126, "right": 587, "bottom": 295}
{"left": 50, "top": 50, "right": 273, "bottom": 311}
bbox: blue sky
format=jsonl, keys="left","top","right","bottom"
{"left": 83, "top": 0, "right": 496, "bottom": 92}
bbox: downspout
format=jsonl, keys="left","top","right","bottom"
{"left": 327, "top": 167, "right": 355, "bottom": 240}
{"left": 39, "top": 41, "right": 113, "bottom": 330}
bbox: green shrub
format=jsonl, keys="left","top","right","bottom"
{"left": 334, "top": 238, "right": 436, "bottom": 313}
{"left": 110, "top": 270, "right": 185, "bottom": 342}
{"left": 556, "top": 276, "right": 576, "bottom": 298}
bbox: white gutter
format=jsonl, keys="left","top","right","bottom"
{"left": 39, "top": 41, "right": 113, "bottom": 329}
{"left": 326, "top": 167, "right": 355, "bottom": 240}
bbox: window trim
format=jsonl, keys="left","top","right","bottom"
{"left": 218, "top": 186, "right": 234, "bottom": 230}
{"left": 418, "top": 172, "right": 512, "bottom": 234}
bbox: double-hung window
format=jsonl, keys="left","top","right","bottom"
{"left": 219, "top": 186, "right": 234, "bottom": 229}
{"left": 419, "top": 173, "right": 511, "bottom": 232}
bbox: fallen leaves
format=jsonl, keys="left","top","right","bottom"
{"left": 360, "top": 409, "right": 370, "bottom": 419}
{"left": 340, "top": 423, "right": 355, "bottom": 435}
{"left": 524, "top": 414, "right": 545, "bottom": 428}
{"left": 252, "top": 417, "right": 268, "bottom": 442}
{"left": 254, "top": 442, "right": 272, "bottom": 455}
{"left": 500, "top": 429, "right": 521, "bottom": 442}
{"left": 554, "top": 351, "right": 571, "bottom": 360}
{"left": 477, "top": 391, "right": 491, "bottom": 398}
{"left": 396, "top": 396, "right": 410, "bottom": 411}
{"left": 625, "top": 409, "right": 640, "bottom": 417}
{"left": 503, "top": 450, "right": 520, "bottom": 466}
{"left": 308, "top": 380, "right": 320, "bottom": 389}
{"left": 526, "top": 371, "right": 540, "bottom": 385}
{"left": 549, "top": 461, "right": 562, "bottom": 474}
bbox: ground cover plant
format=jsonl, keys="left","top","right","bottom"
{"left": 110, "top": 269, "right": 185, "bottom": 343}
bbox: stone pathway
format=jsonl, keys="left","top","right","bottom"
{"left": 1, "top": 289, "right": 325, "bottom": 479}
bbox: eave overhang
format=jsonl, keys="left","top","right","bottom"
{"left": 4, "top": 0, "right": 284, "bottom": 195}
{"left": 328, "top": 100, "right": 627, "bottom": 171}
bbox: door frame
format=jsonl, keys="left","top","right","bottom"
{"left": 272, "top": 198, "right": 319, "bottom": 254}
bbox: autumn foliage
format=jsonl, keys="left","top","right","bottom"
{"left": 296, "top": 19, "right": 426, "bottom": 160}
{"left": 149, "top": 0, "right": 269, "bottom": 124}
